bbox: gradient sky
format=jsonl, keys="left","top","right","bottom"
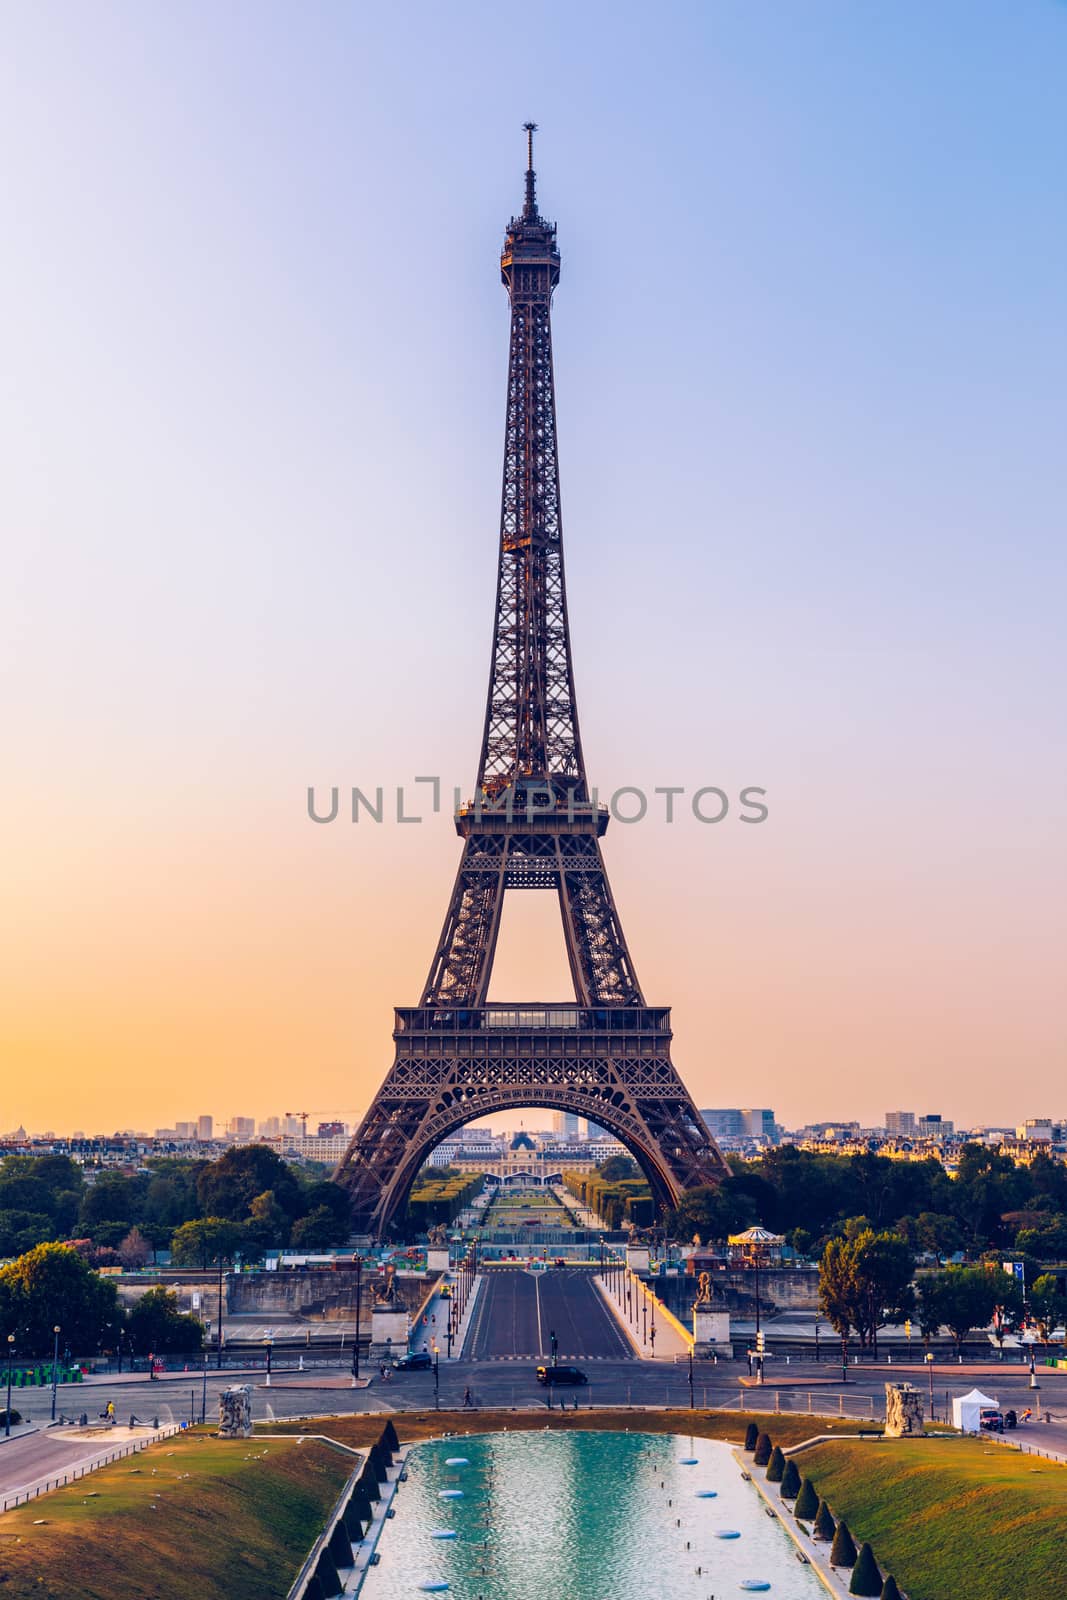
{"left": 2, "top": 2, "right": 1065, "bottom": 1137}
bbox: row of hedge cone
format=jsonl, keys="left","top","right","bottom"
{"left": 304, "top": 1419, "right": 401, "bottom": 1600}
{"left": 744, "top": 1422, "right": 901, "bottom": 1600}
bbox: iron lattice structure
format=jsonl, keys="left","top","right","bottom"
{"left": 336, "top": 130, "right": 728, "bottom": 1234}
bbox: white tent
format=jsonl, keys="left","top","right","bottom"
{"left": 951, "top": 1388, "right": 998, "bottom": 1433}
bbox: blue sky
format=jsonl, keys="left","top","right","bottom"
{"left": 2, "top": 2, "right": 1064, "bottom": 1132}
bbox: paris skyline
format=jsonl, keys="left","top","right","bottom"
{"left": 3, "top": 2, "right": 1064, "bottom": 1137}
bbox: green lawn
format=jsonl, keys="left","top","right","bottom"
{"left": 0, "top": 1432, "right": 351, "bottom": 1600}
{"left": 797, "top": 1437, "right": 1067, "bottom": 1600}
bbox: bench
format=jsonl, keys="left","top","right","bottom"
{"left": 858, "top": 1428, "right": 885, "bottom": 1439}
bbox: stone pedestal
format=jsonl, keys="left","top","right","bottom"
{"left": 426, "top": 1248, "right": 450, "bottom": 1273}
{"left": 218, "top": 1384, "right": 252, "bottom": 1438}
{"left": 625, "top": 1245, "right": 650, "bottom": 1272}
{"left": 693, "top": 1303, "right": 732, "bottom": 1356}
{"left": 884, "top": 1381, "right": 925, "bottom": 1436}
{"left": 371, "top": 1304, "right": 411, "bottom": 1357}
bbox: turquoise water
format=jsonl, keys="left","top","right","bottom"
{"left": 360, "top": 1431, "right": 826, "bottom": 1599}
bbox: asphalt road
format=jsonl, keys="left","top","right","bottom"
{"left": 464, "top": 1268, "right": 632, "bottom": 1361}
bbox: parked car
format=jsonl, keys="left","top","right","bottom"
{"left": 979, "top": 1408, "right": 1004, "bottom": 1433}
{"left": 392, "top": 1351, "right": 433, "bottom": 1371}
{"left": 535, "top": 1365, "right": 588, "bottom": 1386}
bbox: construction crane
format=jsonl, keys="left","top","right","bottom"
{"left": 284, "top": 1110, "right": 309, "bottom": 1137}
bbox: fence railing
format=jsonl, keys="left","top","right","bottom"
{"left": 1, "top": 1423, "right": 183, "bottom": 1512}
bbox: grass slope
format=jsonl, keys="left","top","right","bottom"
{"left": 0, "top": 1433, "right": 350, "bottom": 1600}
{"left": 798, "top": 1437, "right": 1067, "bottom": 1600}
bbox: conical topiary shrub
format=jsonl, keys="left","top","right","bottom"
{"left": 765, "top": 1444, "right": 785, "bottom": 1482}
{"left": 753, "top": 1431, "right": 773, "bottom": 1466}
{"left": 850, "top": 1542, "right": 883, "bottom": 1596}
{"left": 744, "top": 1421, "right": 759, "bottom": 1452}
{"left": 794, "top": 1477, "right": 819, "bottom": 1521}
{"left": 780, "top": 1457, "right": 801, "bottom": 1499}
{"left": 880, "top": 1577, "right": 902, "bottom": 1600}
{"left": 830, "top": 1518, "right": 857, "bottom": 1567}
{"left": 813, "top": 1499, "right": 836, "bottom": 1542}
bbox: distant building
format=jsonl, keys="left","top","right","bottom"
{"left": 552, "top": 1111, "right": 581, "bottom": 1138}
{"left": 259, "top": 1116, "right": 282, "bottom": 1137}
{"left": 701, "top": 1108, "right": 778, "bottom": 1145}
{"left": 1017, "top": 1119, "right": 1054, "bottom": 1143}
{"left": 175, "top": 1121, "right": 196, "bottom": 1138}
{"left": 917, "top": 1113, "right": 953, "bottom": 1139}
{"left": 317, "top": 1120, "right": 347, "bottom": 1138}
{"left": 885, "top": 1111, "right": 916, "bottom": 1137}
{"left": 227, "top": 1116, "right": 255, "bottom": 1139}
{"left": 197, "top": 1114, "right": 214, "bottom": 1141}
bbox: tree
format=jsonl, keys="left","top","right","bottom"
{"left": 753, "top": 1431, "right": 772, "bottom": 1466}
{"left": 77, "top": 1173, "right": 149, "bottom": 1239}
{"left": 248, "top": 1190, "right": 290, "bottom": 1243}
{"left": 819, "top": 1228, "right": 914, "bottom": 1352}
{"left": 301, "top": 1181, "right": 352, "bottom": 1229}
{"left": 794, "top": 1478, "right": 819, "bottom": 1521}
{"left": 743, "top": 1421, "right": 759, "bottom": 1451}
{"left": 291, "top": 1205, "right": 350, "bottom": 1250}
{"left": 667, "top": 1184, "right": 756, "bottom": 1244}
{"left": 0, "top": 1242, "right": 119, "bottom": 1357}
{"left": 170, "top": 1218, "right": 241, "bottom": 1268}
{"left": 0, "top": 1211, "right": 55, "bottom": 1257}
{"left": 118, "top": 1227, "right": 152, "bottom": 1269}
{"left": 597, "top": 1155, "right": 637, "bottom": 1182}
{"left": 850, "top": 1543, "right": 882, "bottom": 1596}
{"left": 195, "top": 1147, "right": 301, "bottom": 1225}
{"left": 780, "top": 1457, "right": 801, "bottom": 1498}
{"left": 766, "top": 1445, "right": 785, "bottom": 1482}
{"left": 1015, "top": 1215, "right": 1067, "bottom": 1262}
{"left": 813, "top": 1500, "right": 836, "bottom": 1541}
{"left": 880, "top": 1576, "right": 902, "bottom": 1600}
{"left": 126, "top": 1287, "right": 204, "bottom": 1355}
{"left": 831, "top": 1519, "right": 857, "bottom": 1567}
{"left": 1030, "top": 1275, "right": 1067, "bottom": 1343}
{"left": 916, "top": 1268, "right": 999, "bottom": 1356}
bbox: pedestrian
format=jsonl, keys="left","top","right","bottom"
{"left": 106, "top": 1400, "right": 115, "bottom": 1425}
{"left": 463, "top": 1387, "right": 474, "bottom": 1408}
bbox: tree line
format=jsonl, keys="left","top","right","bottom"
{"left": 0, "top": 1145, "right": 354, "bottom": 1266}
{"left": 0, "top": 1242, "right": 204, "bottom": 1361}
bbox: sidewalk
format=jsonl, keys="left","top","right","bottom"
{"left": 736, "top": 1447, "right": 851, "bottom": 1599}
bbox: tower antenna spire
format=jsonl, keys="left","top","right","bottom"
{"left": 522, "top": 120, "right": 538, "bottom": 217}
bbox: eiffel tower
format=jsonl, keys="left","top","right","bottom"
{"left": 336, "top": 128, "right": 728, "bottom": 1235}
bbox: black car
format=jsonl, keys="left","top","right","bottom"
{"left": 536, "top": 1364, "right": 588, "bottom": 1386}
{"left": 392, "top": 1350, "right": 433, "bottom": 1371}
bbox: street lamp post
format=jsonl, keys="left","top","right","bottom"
{"left": 841, "top": 1333, "right": 848, "bottom": 1385}
{"left": 216, "top": 1254, "right": 226, "bottom": 1371}
{"left": 5, "top": 1334, "right": 15, "bottom": 1437}
{"left": 688, "top": 1345, "right": 694, "bottom": 1410}
{"left": 433, "top": 1350, "right": 440, "bottom": 1410}
{"left": 51, "top": 1325, "right": 61, "bottom": 1423}
{"left": 351, "top": 1255, "right": 363, "bottom": 1384}
{"left": 814, "top": 1318, "right": 820, "bottom": 1363}
{"left": 755, "top": 1248, "right": 764, "bottom": 1337}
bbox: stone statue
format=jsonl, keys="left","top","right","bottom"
{"left": 427, "top": 1223, "right": 448, "bottom": 1247}
{"left": 693, "top": 1270, "right": 713, "bottom": 1307}
{"left": 884, "top": 1381, "right": 925, "bottom": 1437}
{"left": 218, "top": 1384, "right": 253, "bottom": 1439}
{"left": 374, "top": 1265, "right": 400, "bottom": 1305}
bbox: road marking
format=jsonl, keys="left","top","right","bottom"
{"left": 534, "top": 1272, "right": 545, "bottom": 1357}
